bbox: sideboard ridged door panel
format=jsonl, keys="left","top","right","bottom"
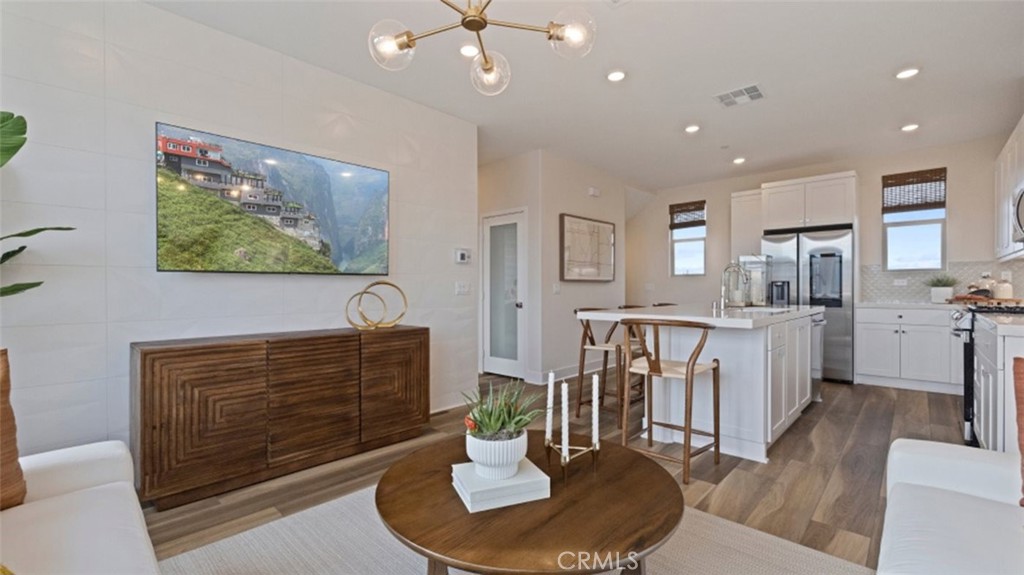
{"left": 360, "top": 327, "right": 430, "bottom": 443}
{"left": 140, "top": 342, "right": 268, "bottom": 498}
{"left": 267, "top": 333, "right": 361, "bottom": 466}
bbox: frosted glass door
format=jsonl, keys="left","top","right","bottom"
{"left": 489, "top": 223, "right": 518, "bottom": 361}
{"left": 483, "top": 212, "right": 526, "bottom": 378}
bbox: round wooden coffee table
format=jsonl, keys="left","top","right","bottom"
{"left": 376, "top": 430, "right": 684, "bottom": 574}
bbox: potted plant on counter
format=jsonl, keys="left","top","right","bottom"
{"left": 926, "top": 274, "right": 958, "bottom": 303}
{"left": 463, "top": 382, "right": 544, "bottom": 480}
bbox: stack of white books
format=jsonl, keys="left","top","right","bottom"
{"left": 452, "top": 459, "right": 551, "bottom": 513}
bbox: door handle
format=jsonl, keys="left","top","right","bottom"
{"left": 515, "top": 301, "right": 523, "bottom": 309}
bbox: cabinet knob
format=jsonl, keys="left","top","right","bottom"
{"left": 894, "top": 330, "right": 899, "bottom": 334}
{"left": 897, "top": 314, "right": 903, "bottom": 318}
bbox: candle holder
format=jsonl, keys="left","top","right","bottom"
{"left": 544, "top": 437, "right": 599, "bottom": 484}
{"left": 543, "top": 373, "right": 602, "bottom": 485}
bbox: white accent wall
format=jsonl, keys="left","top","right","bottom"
{"left": 0, "top": 1, "right": 479, "bottom": 455}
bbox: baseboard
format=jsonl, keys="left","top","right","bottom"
{"left": 855, "top": 374, "right": 962, "bottom": 395}
{"left": 523, "top": 357, "right": 615, "bottom": 386}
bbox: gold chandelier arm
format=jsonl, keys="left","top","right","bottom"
{"left": 408, "top": 21, "right": 463, "bottom": 43}
{"left": 439, "top": 0, "right": 467, "bottom": 16}
{"left": 488, "top": 19, "right": 551, "bottom": 34}
{"left": 475, "top": 30, "right": 491, "bottom": 68}
{"left": 480, "top": 0, "right": 494, "bottom": 13}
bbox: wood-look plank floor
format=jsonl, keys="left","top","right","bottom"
{"left": 145, "top": 373, "right": 963, "bottom": 570}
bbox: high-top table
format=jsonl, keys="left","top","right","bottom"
{"left": 577, "top": 305, "right": 826, "bottom": 462}
{"left": 375, "top": 431, "right": 684, "bottom": 574}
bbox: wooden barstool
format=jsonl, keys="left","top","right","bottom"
{"left": 619, "top": 318, "right": 721, "bottom": 484}
{"left": 573, "top": 308, "right": 632, "bottom": 427}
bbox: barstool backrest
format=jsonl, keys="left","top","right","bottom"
{"left": 573, "top": 307, "right": 619, "bottom": 346}
{"left": 619, "top": 319, "right": 715, "bottom": 378}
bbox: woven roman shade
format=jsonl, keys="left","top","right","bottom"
{"left": 881, "top": 168, "right": 947, "bottom": 214}
{"left": 669, "top": 200, "right": 707, "bottom": 229}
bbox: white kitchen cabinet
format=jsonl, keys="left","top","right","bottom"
{"left": 855, "top": 305, "right": 960, "bottom": 393}
{"left": 762, "top": 172, "right": 856, "bottom": 231}
{"left": 762, "top": 184, "right": 805, "bottom": 230}
{"left": 995, "top": 114, "right": 1024, "bottom": 260}
{"left": 794, "top": 317, "right": 812, "bottom": 411}
{"left": 770, "top": 316, "right": 811, "bottom": 442}
{"left": 974, "top": 318, "right": 1000, "bottom": 451}
{"left": 855, "top": 323, "right": 901, "bottom": 377}
{"left": 899, "top": 324, "right": 952, "bottom": 383}
{"left": 730, "top": 190, "right": 763, "bottom": 259}
{"left": 769, "top": 343, "right": 787, "bottom": 442}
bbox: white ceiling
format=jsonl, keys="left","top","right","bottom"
{"left": 152, "top": 1, "right": 1024, "bottom": 191}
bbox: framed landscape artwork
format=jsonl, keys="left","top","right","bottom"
{"left": 156, "top": 123, "right": 389, "bottom": 275}
{"left": 559, "top": 213, "right": 615, "bottom": 281}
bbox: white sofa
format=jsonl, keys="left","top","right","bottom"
{"left": 879, "top": 438, "right": 1024, "bottom": 575}
{"left": 0, "top": 441, "right": 160, "bottom": 575}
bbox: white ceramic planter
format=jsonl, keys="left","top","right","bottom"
{"left": 931, "top": 287, "right": 953, "bottom": 303}
{"left": 465, "top": 432, "right": 528, "bottom": 480}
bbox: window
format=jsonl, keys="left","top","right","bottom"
{"left": 198, "top": 148, "right": 209, "bottom": 157}
{"left": 669, "top": 200, "right": 707, "bottom": 275}
{"left": 166, "top": 142, "right": 178, "bottom": 150}
{"left": 266, "top": 206, "right": 278, "bottom": 213}
{"left": 882, "top": 168, "right": 946, "bottom": 270}
{"left": 195, "top": 159, "right": 209, "bottom": 167}
{"left": 182, "top": 145, "right": 192, "bottom": 153}
{"left": 245, "top": 204, "right": 257, "bottom": 211}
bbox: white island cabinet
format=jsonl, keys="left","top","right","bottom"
{"left": 577, "top": 305, "right": 823, "bottom": 463}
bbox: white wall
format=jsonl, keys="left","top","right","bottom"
{"left": 478, "top": 150, "right": 542, "bottom": 381}
{"left": 538, "top": 152, "right": 626, "bottom": 379}
{"left": 627, "top": 134, "right": 1006, "bottom": 305}
{"left": 479, "top": 150, "right": 627, "bottom": 382}
{"left": 0, "top": 1, "right": 479, "bottom": 455}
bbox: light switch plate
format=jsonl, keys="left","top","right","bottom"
{"left": 552, "top": 283, "right": 561, "bottom": 295}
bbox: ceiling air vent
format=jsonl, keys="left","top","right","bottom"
{"left": 715, "top": 85, "right": 765, "bottom": 108}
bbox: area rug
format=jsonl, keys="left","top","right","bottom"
{"left": 159, "top": 486, "right": 874, "bottom": 575}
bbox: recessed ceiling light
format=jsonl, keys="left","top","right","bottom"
{"left": 684, "top": 125, "right": 700, "bottom": 134}
{"left": 341, "top": 172, "right": 353, "bottom": 177}
{"left": 460, "top": 44, "right": 479, "bottom": 58}
{"left": 263, "top": 159, "right": 278, "bottom": 165}
{"left": 896, "top": 68, "right": 920, "bottom": 80}
{"left": 901, "top": 124, "right": 919, "bottom": 132}
{"left": 607, "top": 70, "right": 626, "bottom": 82}
{"left": 733, "top": 157, "right": 746, "bottom": 165}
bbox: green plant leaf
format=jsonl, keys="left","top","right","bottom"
{"left": 0, "top": 226, "right": 75, "bottom": 241}
{"left": 0, "top": 112, "right": 27, "bottom": 168}
{"left": 1, "top": 246, "right": 27, "bottom": 264}
{"left": 0, "top": 281, "right": 43, "bottom": 297}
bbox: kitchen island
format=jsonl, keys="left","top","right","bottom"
{"left": 578, "top": 304, "right": 825, "bottom": 462}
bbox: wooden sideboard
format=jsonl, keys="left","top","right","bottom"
{"left": 130, "top": 326, "right": 429, "bottom": 509}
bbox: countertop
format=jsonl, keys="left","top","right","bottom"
{"left": 856, "top": 302, "right": 965, "bottom": 310}
{"left": 577, "top": 304, "right": 825, "bottom": 330}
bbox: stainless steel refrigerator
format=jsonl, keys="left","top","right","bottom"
{"left": 762, "top": 226, "right": 854, "bottom": 383}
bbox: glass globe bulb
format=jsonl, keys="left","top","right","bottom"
{"left": 470, "top": 51, "right": 511, "bottom": 96}
{"left": 549, "top": 6, "right": 596, "bottom": 59}
{"left": 368, "top": 19, "right": 415, "bottom": 71}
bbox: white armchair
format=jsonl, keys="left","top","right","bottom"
{"left": 0, "top": 441, "right": 159, "bottom": 575}
{"left": 878, "top": 438, "right": 1023, "bottom": 575}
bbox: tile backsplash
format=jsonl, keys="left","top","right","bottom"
{"left": 860, "top": 260, "right": 1024, "bottom": 303}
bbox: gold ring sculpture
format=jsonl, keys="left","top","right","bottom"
{"left": 345, "top": 280, "right": 408, "bottom": 330}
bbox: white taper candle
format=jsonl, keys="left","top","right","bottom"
{"left": 545, "top": 371, "right": 554, "bottom": 442}
{"left": 561, "top": 382, "right": 569, "bottom": 458}
{"left": 592, "top": 373, "right": 599, "bottom": 445}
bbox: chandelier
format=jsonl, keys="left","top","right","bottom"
{"left": 368, "top": 1, "right": 596, "bottom": 96}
